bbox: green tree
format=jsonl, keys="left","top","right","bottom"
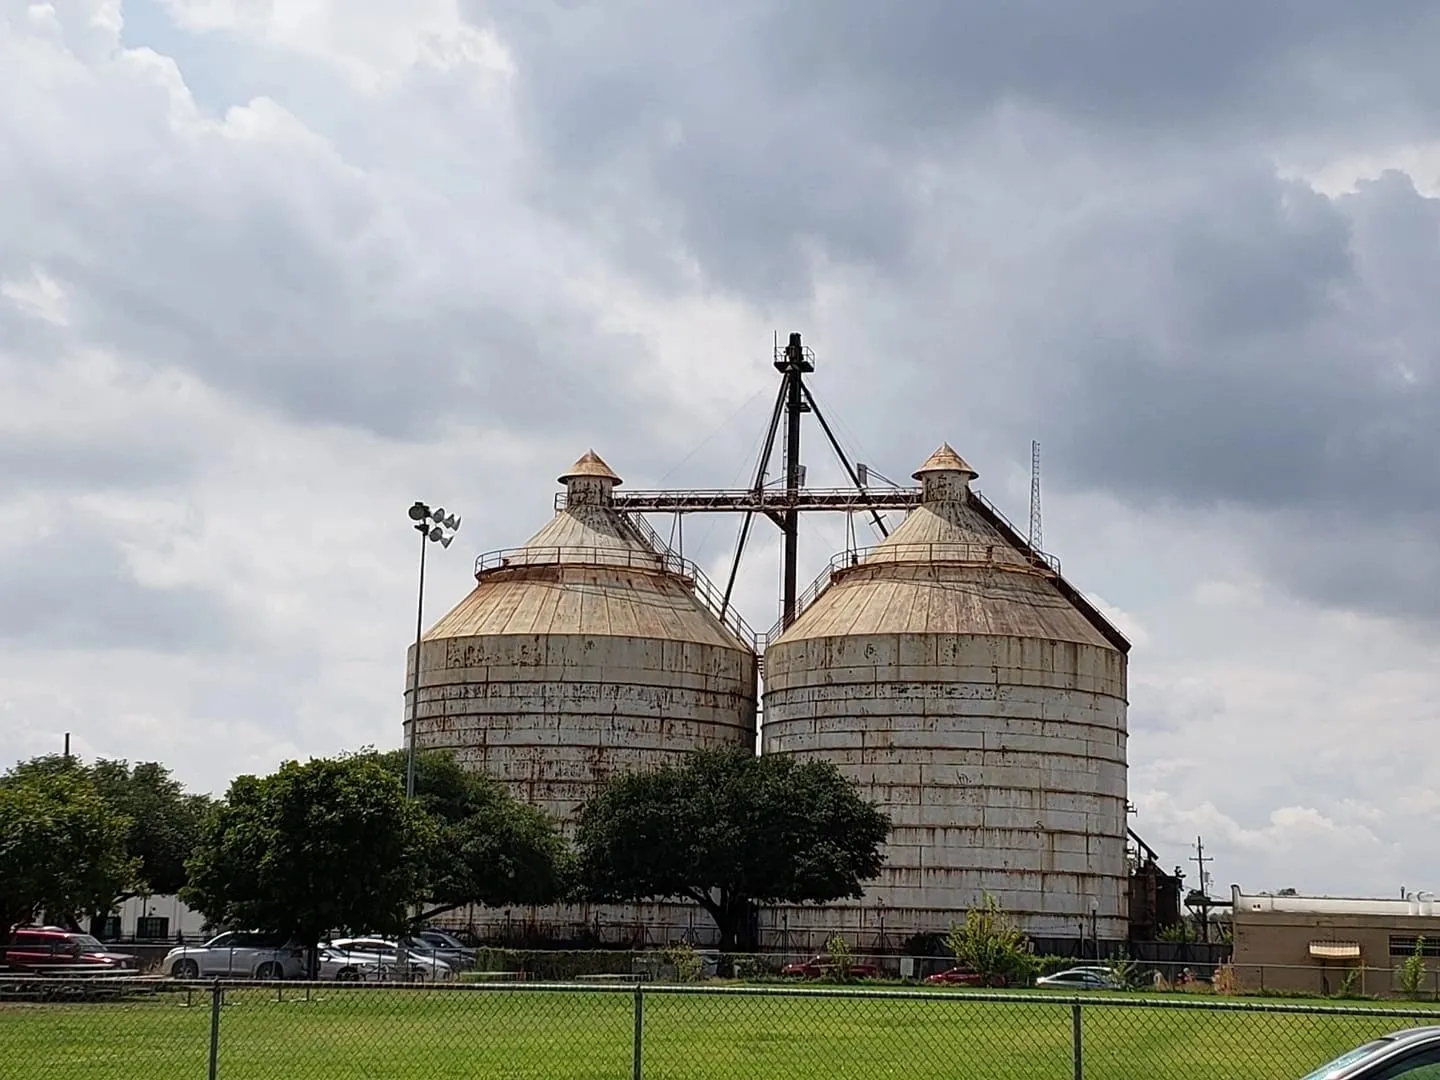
{"left": 945, "top": 893, "right": 1038, "bottom": 985}
{"left": 183, "top": 754, "right": 435, "bottom": 972}
{"left": 90, "top": 760, "right": 211, "bottom": 914}
{"left": 370, "top": 748, "right": 568, "bottom": 920}
{"left": 575, "top": 747, "right": 891, "bottom": 952}
{"left": 1399, "top": 936, "right": 1428, "bottom": 999}
{"left": 824, "top": 933, "right": 855, "bottom": 983}
{"left": 1157, "top": 919, "right": 1197, "bottom": 944}
{"left": 8, "top": 756, "right": 211, "bottom": 929}
{"left": 0, "top": 762, "right": 136, "bottom": 954}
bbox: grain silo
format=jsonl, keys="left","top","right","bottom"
{"left": 760, "top": 444, "right": 1130, "bottom": 949}
{"left": 407, "top": 451, "right": 758, "bottom": 941}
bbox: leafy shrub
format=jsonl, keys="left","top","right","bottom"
{"left": 1400, "top": 938, "right": 1428, "bottom": 999}
{"left": 946, "top": 894, "right": 1039, "bottom": 985}
{"left": 1334, "top": 968, "right": 1361, "bottom": 1000}
{"left": 662, "top": 942, "right": 703, "bottom": 982}
{"left": 732, "top": 955, "right": 775, "bottom": 980}
{"left": 824, "top": 934, "right": 854, "bottom": 983}
{"left": 470, "top": 948, "right": 643, "bottom": 980}
{"left": 1212, "top": 962, "right": 1241, "bottom": 995}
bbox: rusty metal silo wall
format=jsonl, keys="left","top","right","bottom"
{"left": 409, "top": 627, "right": 756, "bottom": 826}
{"left": 402, "top": 452, "right": 759, "bottom": 945}
{"left": 758, "top": 444, "right": 1130, "bottom": 952}
{"left": 760, "top": 630, "right": 1128, "bottom": 949}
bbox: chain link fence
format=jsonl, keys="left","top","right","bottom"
{"left": 3, "top": 974, "right": 1438, "bottom": 1079}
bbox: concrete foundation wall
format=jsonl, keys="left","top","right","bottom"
{"left": 434, "top": 901, "right": 725, "bottom": 949}
{"left": 763, "top": 632, "right": 1128, "bottom": 941}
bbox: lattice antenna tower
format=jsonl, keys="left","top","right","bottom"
{"left": 1028, "top": 439, "right": 1043, "bottom": 550}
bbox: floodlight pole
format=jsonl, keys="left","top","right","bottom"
{"left": 406, "top": 525, "right": 429, "bottom": 800}
{"left": 405, "top": 502, "right": 459, "bottom": 800}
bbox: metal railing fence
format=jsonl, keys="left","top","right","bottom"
{"left": 50, "top": 940, "right": 1440, "bottom": 1003}
{"left": 3, "top": 975, "right": 1440, "bottom": 1080}
{"left": 472, "top": 544, "right": 762, "bottom": 648}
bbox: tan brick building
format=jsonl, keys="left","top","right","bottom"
{"left": 1230, "top": 886, "right": 1440, "bottom": 998}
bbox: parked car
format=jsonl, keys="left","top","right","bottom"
{"left": 1300, "top": 1027, "right": 1440, "bottom": 1079}
{"left": 163, "top": 932, "right": 306, "bottom": 980}
{"left": 412, "top": 930, "right": 478, "bottom": 971}
{"left": 3, "top": 929, "right": 139, "bottom": 973}
{"left": 1035, "top": 968, "right": 1115, "bottom": 990}
{"left": 398, "top": 934, "right": 468, "bottom": 972}
{"left": 326, "top": 938, "right": 455, "bottom": 982}
{"left": 924, "top": 966, "right": 1005, "bottom": 987}
{"left": 315, "top": 946, "right": 386, "bottom": 982}
{"left": 779, "top": 954, "right": 880, "bottom": 980}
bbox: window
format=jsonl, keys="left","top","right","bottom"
{"left": 136, "top": 917, "right": 169, "bottom": 940}
{"left": 97, "top": 917, "right": 121, "bottom": 940}
{"left": 1389, "top": 937, "right": 1440, "bottom": 958}
{"left": 1373, "top": 1047, "right": 1440, "bottom": 1079}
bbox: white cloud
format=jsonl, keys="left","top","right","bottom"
{"left": 1087, "top": 593, "right": 1151, "bottom": 650}
{"left": 156, "top": 0, "right": 513, "bottom": 91}
{"left": 1, "top": 266, "right": 70, "bottom": 325}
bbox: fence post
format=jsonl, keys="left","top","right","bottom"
{"left": 632, "top": 984, "right": 646, "bottom": 1080}
{"left": 1071, "top": 1001, "right": 1083, "bottom": 1080}
{"left": 208, "top": 980, "right": 223, "bottom": 1080}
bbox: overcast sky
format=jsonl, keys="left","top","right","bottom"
{"left": 4, "top": 0, "right": 1438, "bottom": 901}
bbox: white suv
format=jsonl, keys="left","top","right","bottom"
{"left": 164, "top": 932, "right": 306, "bottom": 979}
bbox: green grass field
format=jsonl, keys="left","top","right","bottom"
{"left": 5, "top": 985, "right": 1438, "bottom": 1080}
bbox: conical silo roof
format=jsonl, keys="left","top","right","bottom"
{"left": 911, "top": 442, "right": 977, "bottom": 481}
{"left": 504, "top": 450, "right": 657, "bottom": 570}
{"left": 423, "top": 451, "right": 750, "bottom": 651}
{"left": 772, "top": 444, "right": 1122, "bottom": 648}
{"left": 558, "top": 449, "right": 622, "bottom": 485}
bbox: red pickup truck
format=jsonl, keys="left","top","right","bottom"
{"left": 2, "top": 928, "right": 139, "bottom": 972}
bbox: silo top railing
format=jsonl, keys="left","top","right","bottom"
{"left": 770, "top": 541, "right": 1063, "bottom": 639}
{"left": 473, "top": 546, "right": 760, "bottom": 650}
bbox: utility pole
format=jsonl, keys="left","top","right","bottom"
{"left": 1191, "top": 836, "right": 1213, "bottom": 942}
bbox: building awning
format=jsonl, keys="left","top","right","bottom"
{"left": 1309, "top": 941, "right": 1362, "bottom": 960}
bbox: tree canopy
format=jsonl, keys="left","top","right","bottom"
{"left": 0, "top": 761, "right": 135, "bottom": 949}
{"left": 574, "top": 747, "right": 891, "bottom": 951}
{"left": 370, "top": 749, "right": 568, "bottom": 920}
{"left": 91, "top": 760, "right": 211, "bottom": 901}
{"left": 183, "top": 754, "right": 434, "bottom": 961}
{"left": 7, "top": 756, "right": 211, "bottom": 918}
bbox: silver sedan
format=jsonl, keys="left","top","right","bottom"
{"left": 325, "top": 938, "right": 455, "bottom": 982}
